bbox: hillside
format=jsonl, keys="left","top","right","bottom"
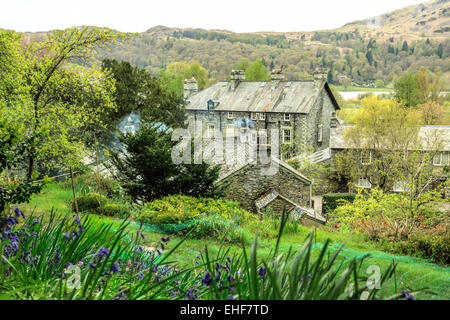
{"left": 18, "top": 0, "right": 450, "bottom": 87}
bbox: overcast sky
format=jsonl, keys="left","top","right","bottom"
{"left": 1, "top": 0, "right": 426, "bottom": 33}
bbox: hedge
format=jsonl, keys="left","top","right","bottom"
{"left": 322, "top": 193, "right": 356, "bottom": 214}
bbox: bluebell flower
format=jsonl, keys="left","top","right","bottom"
{"left": 111, "top": 263, "right": 119, "bottom": 274}
{"left": 14, "top": 208, "right": 25, "bottom": 219}
{"left": 258, "top": 266, "right": 266, "bottom": 279}
{"left": 202, "top": 272, "right": 212, "bottom": 286}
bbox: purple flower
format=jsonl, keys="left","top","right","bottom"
{"left": 202, "top": 272, "right": 212, "bottom": 286}
{"left": 14, "top": 208, "right": 25, "bottom": 219}
{"left": 74, "top": 216, "right": 80, "bottom": 224}
{"left": 402, "top": 290, "right": 414, "bottom": 300}
{"left": 111, "top": 263, "right": 119, "bottom": 274}
{"left": 114, "top": 292, "right": 127, "bottom": 300}
{"left": 258, "top": 266, "right": 266, "bottom": 279}
{"left": 97, "top": 247, "right": 110, "bottom": 258}
{"left": 62, "top": 233, "right": 70, "bottom": 240}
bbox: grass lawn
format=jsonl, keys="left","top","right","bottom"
{"left": 19, "top": 182, "right": 450, "bottom": 300}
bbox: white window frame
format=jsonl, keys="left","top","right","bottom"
{"left": 284, "top": 113, "right": 291, "bottom": 121}
{"left": 433, "top": 152, "right": 443, "bottom": 166}
{"left": 225, "top": 124, "right": 236, "bottom": 137}
{"left": 358, "top": 177, "right": 372, "bottom": 189}
{"left": 251, "top": 113, "right": 257, "bottom": 120}
{"left": 318, "top": 124, "right": 323, "bottom": 142}
{"left": 360, "top": 151, "right": 372, "bottom": 165}
{"left": 227, "top": 112, "right": 233, "bottom": 120}
{"left": 251, "top": 131, "right": 257, "bottom": 143}
{"left": 259, "top": 113, "right": 266, "bottom": 120}
{"left": 282, "top": 127, "right": 292, "bottom": 144}
{"left": 206, "top": 123, "right": 215, "bottom": 138}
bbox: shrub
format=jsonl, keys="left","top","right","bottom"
{"left": 191, "top": 215, "right": 252, "bottom": 243}
{"left": 71, "top": 192, "right": 108, "bottom": 213}
{"left": 102, "top": 203, "right": 131, "bottom": 218}
{"left": 331, "top": 189, "right": 444, "bottom": 241}
{"left": 323, "top": 193, "right": 356, "bottom": 214}
{"left": 137, "top": 195, "right": 257, "bottom": 225}
{"left": 62, "top": 173, "right": 123, "bottom": 198}
{"left": 391, "top": 234, "right": 450, "bottom": 265}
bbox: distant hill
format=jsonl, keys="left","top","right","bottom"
{"left": 15, "top": 0, "right": 450, "bottom": 87}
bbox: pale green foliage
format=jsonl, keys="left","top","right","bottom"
{"left": 331, "top": 188, "right": 445, "bottom": 241}
{"left": 2, "top": 27, "right": 123, "bottom": 176}
{"left": 245, "top": 59, "right": 269, "bottom": 81}
{"left": 159, "top": 61, "right": 214, "bottom": 97}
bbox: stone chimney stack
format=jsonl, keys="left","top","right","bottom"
{"left": 270, "top": 68, "right": 285, "bottom": 81}
{"left": 330, "top": 111, "right": 339, "bottom": 128}
{"left": 184, "top": 78, "right": 198, "bottom": 100}
{"left": 230, "top": 70, "right": 245, "bottom": 90}
{"left": 313, "top": 69, "right": 328, "bottom": 87}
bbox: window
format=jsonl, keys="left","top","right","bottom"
{"left": 318, "top": 124, "right": 323, "bottom": 142}
{"left": 258, "top": 129, "right": 268, "bottom": 145}
{"left": 251, "top": 131, "right": 257, "bottom": 143}
{"left": 206, "top": 123, "right": 215, "bottom": 138}
{"left": 358, "top": 177, "right": 372, "bottom": 189}
{"left": 259, "top": 113, "right": 266, "bottom": 120}
{"left": 433, "top": 152, "right": 445, "bottom": 166}
{"left": 227, "top": 112, "right": 233, "bottom": 120}
{"left": 225, "top": 125, "right": 236, "bottom": 137}
{"left": 284, "top": 114, "right": 291, "bottom": 121}
{"left": 360, "top": 151, "right": 372, "bottom": 165}
{"left": 282, "top": 128, "right": 292, "bottom": 144}
{"left": 251, "top": 113, "right": 257, "bottom": 120}
{"left": 393, "top": 181, "right": 406, "bottom": 193}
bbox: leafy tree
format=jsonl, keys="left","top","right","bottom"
{"left": 245, "top": 59, "right": 269, "bottom": 81}
{"left": 417, "top": 100, "right": 445, "bottom": 125}
{"left": 394, "top": 68, "right": 445, "bottom": 108}
{"left": 2, "top": 27, "right": 124, "bottom": 179}
{"left": 101, "top": 59, "right": 185, "bottom": 130}
{"left": 335, "top": 95, "right": 445, "bottom": 197}
{"left": 374, "top": 80, "right": 385, "bottom": 88}
{"left": 0, "top": 106, "right": 44, "bottom": 215}
{"left": 394, "top": 73, "right": 420, "bottom": 107}
{"left": 108, "top": 123, "right": 221, "bottom": 203}
{"left": 159, "top": 61, "right": 213, "bottom": 97}
{"left": 437, "top": 43, "right": 443, "bottom": 58}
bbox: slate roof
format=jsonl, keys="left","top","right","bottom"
{"left": 185, "top": 81, "right": 340, "bottom": 114}
{"left": 255, "top": 190, "right": 327, "bottom": 224}
{"left": 330, "top": 125, "right": 450, "bottom": 152}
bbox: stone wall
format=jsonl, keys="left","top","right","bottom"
{"left": 218, "top": 162, "right": 311, "bottom": 214}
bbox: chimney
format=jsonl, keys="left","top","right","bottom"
{"left": 230, "top": 70, "right": 245, "bottom": 90}
{"left": 313, "top": 69, "right": 327, "bottom": 87}
{"left": 330, "top": 111, "right": 339, "bottom": 128}
{"left": 184, "top": 77, "right": 198, "bottom": 100}
{"left": 270, "top": 68, "right": 285, "bottom": 81}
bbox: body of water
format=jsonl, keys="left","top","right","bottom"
{"left": 338, "top": 91, "right": 392, "bottom": 100}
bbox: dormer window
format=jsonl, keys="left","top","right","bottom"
{"left": 207, "top": 99, "right": 215, "bottom": 111}
{"left": 227, "top": 112, "right": 233, "bottom": 120}
{"left": 259, "top": 113, "right": 266, "bottom": 120}
{"left": 284, "top": 114, "right": 291, "bottom": 121}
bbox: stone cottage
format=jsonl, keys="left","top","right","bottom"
{"left": 183, "top": 69, "right": 341, "bottom": 159}
{"left": 215, "top": 155, "right": 326, "bottom": 225}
